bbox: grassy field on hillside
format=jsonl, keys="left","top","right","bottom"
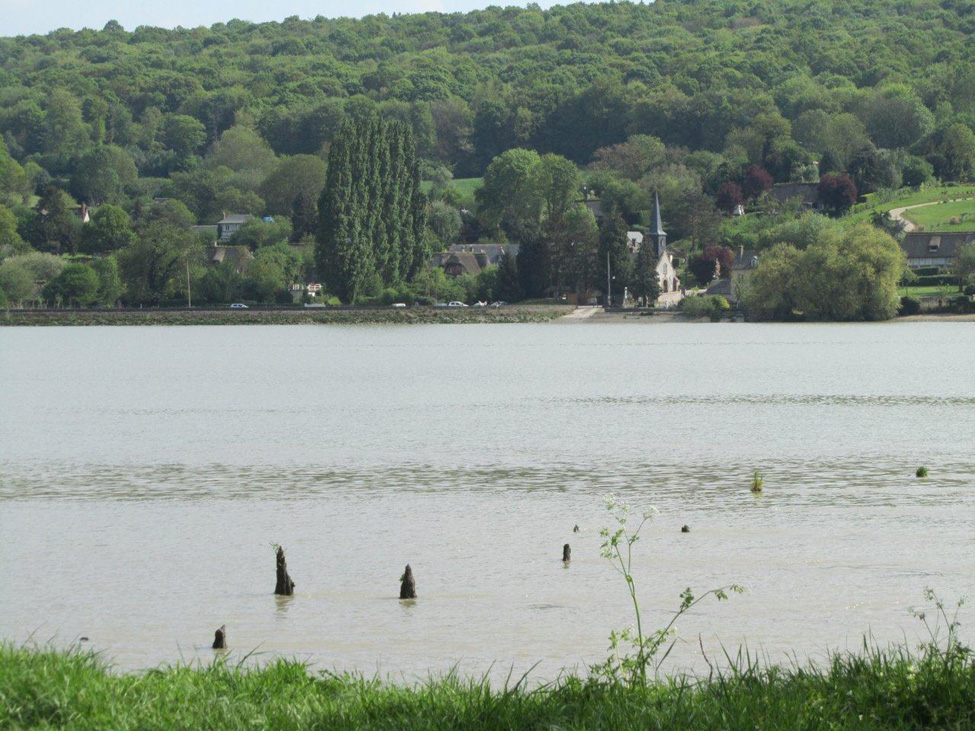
{"left": 843, "top": 184, "right": 975, "bottom": 228}
{"left": 3, "top": 639, "right": 975, "bottom": 730}
{"left": 902, "top": 199, "right": 975, "bottom": 231}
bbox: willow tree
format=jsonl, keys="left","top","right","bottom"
{"left": 316, "top": 118, "right": 426, "bottom": 303}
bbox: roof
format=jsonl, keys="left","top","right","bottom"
{"left": 447, "top": 243, "right": 519, "bottom": 265}
{"left": 900, "top": 232, "right": 975, "bottom": 260}
{"left": 649, "top": 192, "right": 666, "bottom": 237}
{"left": 705, "top": 279, "right": 732, "bottom": 297}
{"left": 442, "top": 252, "right": 483, "bottom": 275}
{"left": 769, "top": 182, "right": 819, "bottom": 206}
{"left": 218, "top": 214, "right": 251, "bottom": 225}
{"left": 205, "top": 245, "right": 255, "bottom": 272}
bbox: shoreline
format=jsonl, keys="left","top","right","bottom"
{"left": 1, "top": 306, "right": 972, "bottom": 326}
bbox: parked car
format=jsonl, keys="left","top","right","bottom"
{"left": 490, "top": 301, "right": 507, "bottom": 308}
{"left": 447, "top": 301, "right": 468, "bottom": 307}
{"left": 230, "top": 303, "right": 248, "bottom": 309}
{"left": 391, "top": 303, "right": 407, "bottom": 308}
{"left": 473, "top": 301, "right": 488, "bottom": 307}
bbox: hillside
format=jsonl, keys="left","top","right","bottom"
{"left": 1, "top": 0, "right": 974, "bottom": 179}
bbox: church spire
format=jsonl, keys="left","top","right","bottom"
{"left": 648, "top": 192, "right": 667, "bottom": 256}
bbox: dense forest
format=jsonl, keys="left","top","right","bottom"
{"left": 1, "top": 0, "right": 974, "bottom": 311}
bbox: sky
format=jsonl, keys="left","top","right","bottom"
{"left": 0, "top": 0, "right": 575, "bottom": 36}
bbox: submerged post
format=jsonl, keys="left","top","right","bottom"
{"left": 274, "top": 546, "right": 295, "bottom": 596}
{"left": 681, "top": 525, "right": 690, "bottom": 533}
{"left": 562, "top": 543, "right": 571, "bottom": 562}
{"left": 400, "top": 564, "right": 417, "bottom": 599}
{"left": 212, "top": 625, "right": 226, "bottom": 649}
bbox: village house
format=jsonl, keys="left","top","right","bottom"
{"left": 900, "top": 232, "right": 974, "bottom": 270}
{"left": 203, "top": 243, "right": 254, "bottom": 272}
{"left": 216, "top": 213, "right": 251, "bottom": 241}
{"left": 428, "top": 244, "right": 520, "bottom": 277}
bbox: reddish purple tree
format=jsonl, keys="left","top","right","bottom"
{"left": 818, "top": 173, "right": 858, "bottom": 215}
{"left": 742, "top": 165, "right": 773, "bottom": 201}
{"left": 715, "top": 181, "right": 743, "bottom": 213}
{"left": 689, "top": 245, "right": 736, "bottom": 285}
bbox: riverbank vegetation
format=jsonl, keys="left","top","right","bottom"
{"left": 4, "top": 632, "right": 974, "bottom": 729}
{"left": 0, "top": 305, "right": 569, "bottom": 326}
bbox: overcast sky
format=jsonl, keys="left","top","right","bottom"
{"left": 1, "top": 0, "right": 575, "bottom": 36}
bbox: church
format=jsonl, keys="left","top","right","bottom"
{"left": 645, "top": 193, "right": 683, "bottom": 306}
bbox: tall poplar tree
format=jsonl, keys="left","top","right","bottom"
{"left": 317, "top": 118, "right": 426, "bottom": 303}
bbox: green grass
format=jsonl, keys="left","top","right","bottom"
{"left": 843, "top": 184, "right": 975, "bottom": 228}
{"left": 899, "top": 285, "right": 963, "bottom": 299}
{"left": 421, "top": 177, "right": 483, "bottom": 200}
{"left": 902, "top": 199, "right": 975, "bottom": 231}
{"left": 3, "top": 640, "right": 975, "bottom": 729}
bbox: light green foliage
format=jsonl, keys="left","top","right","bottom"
{"left": 681, "top": 295, "right": 730, "bottom": 320}
{"left": 956, "top": 242, "right": 975, "bottom": 281}
{"left": 0, "top": 260, "right": 36, "bottom": 304}
{"left": 588, "top": 135, "right": 666, "bottom": 181}
{"left": 476, "top": 148, "right": 543, "bottom": 234}
{"left": 81, "top": 204, "right": 132, "bottom": 254}
{"left": 42, "top": 262, "right": 101, "bottom": 307}
{"left": 230, "top": 217, "right": 292, "bottom": 250}
{"left": 93, "top": 256, "right": 123, "bottom": 305}
{"left": 0, "top": 204, "right": 27, "bottom": 255}
{"left": 206, "top": 126, "right": 279, "bottom": 192}
{"left": 748, "top": 223, "right": 905, "bottom": 321}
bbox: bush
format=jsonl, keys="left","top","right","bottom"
{"left": 681, "top": 295, "right": 729, "bottom": 321}
{"left": 915, "top": 275, "right": 960, "bottom": 287}
{"left": 899, "top": 296, "right": 921, "bottom": 315}
{"left": 0, "top": 284, "right": 7, "bottom": 309}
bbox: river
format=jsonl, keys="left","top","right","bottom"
{"left": 1, "top": 322, "right": 973, "bottom": 681}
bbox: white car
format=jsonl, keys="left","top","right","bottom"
{"left": 391, "top": 303, "right": 407, "bottom": 308}
{"left": 229, "top": 303, "right": 248, "bottom": 309}
{"left": 447, "top": 301, "right": 468, "bottom": 307}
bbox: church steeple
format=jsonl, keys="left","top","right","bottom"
{"left": 648, "top": 192, "right": 667, "bottom": 257}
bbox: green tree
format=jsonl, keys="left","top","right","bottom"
{"left": 0, "top": 259, "right": 36, "bottom": 304}
{"left": 938, "top": 124, "right": 975, "bottom": 181}
{"left": 81, "top": 204, "right": 133, "bottom": 254}
{"left": 118, "top": 223, "right": 191, "bottom": 305}
{"left": 475, "top": 148, "right": 542, "bottom": 235}
{"left": 260, "top": 155, "right": 327, "bottom": 217}
{"left": 316, "top": 118, "right": 425, "bottom": 302}
{"left": 427, "top": 201, "right": 462, "bottom": 247}
{"left": 93, "top": 256, "right": 123, "bottom": 305}
{"left": 495, "top": 251, "right": 522, "bottom": 301}
{"left": 43, "top": 262, "right": 101, "bottom": 307}
{"left": 230, "top": 217, "right": 292, "bottom": 250}
{"left": 631, "top": 239, "right": 661, "bottom": 307}
{"left": 860, "top": 86, "right": 934, "bottom": 150}
{"left": 0, "top": 204, "right": 27, "bottom": 255}
{"left": 598, "top": 206, "right": 633, "bottom": 300}
{"left": 30, "top": 187, "right": 81, "bottom": 254}
{"left": 70, "top": 145, "right": 137, "bottom": 204}
{"left": 161, "top": 114, "right": 207, "bottom": 158}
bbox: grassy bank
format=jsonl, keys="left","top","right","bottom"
{"left": 2, "top": 640, "right": 974, "bottom": 729}
{"left": 0, "top": 305, "right": 570, "bottom": 327}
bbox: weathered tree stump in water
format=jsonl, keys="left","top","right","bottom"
{"left": 573, "top": 525, "right": 580, "bottom": 533}
{"left": 274, "top": 546, "right": 295, "bottom": 596}
{"left": 681, "top": 525, "right": 690, "bottom": 533}
{"left": 400, "top": 564, "right": 417, "bottom": 599}
{"left": 562, "top": 543, "right": 571, "bottom": 562}
{"left": 212, "top": 625, "right": 227, "bottom": 649}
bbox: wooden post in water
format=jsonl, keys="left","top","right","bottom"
{"left": 274, "top": 546, "right": 295, "bottom": 596}
{"left": 681, "top": 525, "right": 690, "bottom": 533}
{"left": 562, "top": 543, "right": 571, "bottom": 562}
{"left": 212, "top": 625, "right": 226, "bottom": 649}
{"left": 400, "top": 564, "right": 417, "bottom": 599}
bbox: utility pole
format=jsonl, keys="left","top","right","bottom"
{"left": 606, "top": 251, "right": 612, "bottom": 307}
{"left": 186, "top": 256, "right": 192, "bottom": 308}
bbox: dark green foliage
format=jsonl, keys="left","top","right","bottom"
{"left": 316, "top": 118, "right": 426, "bottom": 303}
{"left": 495, "top": 252, "right": 522, "bottom": 302}
{"left": 598, "top": 205, "right": 632, "bottom": 299}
